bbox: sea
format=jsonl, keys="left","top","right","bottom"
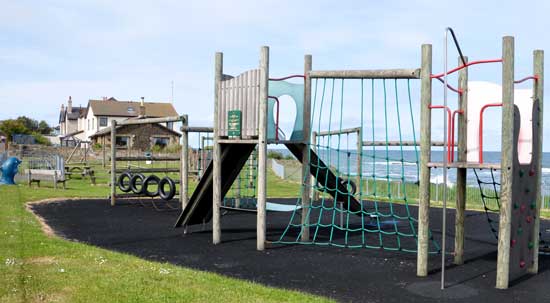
{"left": 272, "top": 148, "right": 550, "bottom": 196}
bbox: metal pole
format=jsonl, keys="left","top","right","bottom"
{"left": 213, "top": 52, "right": 223, "bottom": 245}
{"left": 440, "top": 27, "right": 451, "bottom": 290}
{"left": 257, "top": 46, "right": 269, "bottom": 251}
{"left": 417, "top": 44, "right": 432, "bottom": 277}
{"left": 496, "top": 36, "right": 515, "bottom": 290}
{"left": 356, "top": 129, "right": 362, "bottom": 198}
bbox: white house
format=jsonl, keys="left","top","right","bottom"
{"left": 58, "top": 96, "right": 179, "bottom": 145}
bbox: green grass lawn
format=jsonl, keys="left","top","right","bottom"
{"left": 0, "top": 167, "right": 330, "bottom": 303}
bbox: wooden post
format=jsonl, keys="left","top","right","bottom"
{"left": 213, "top": 52, "right": 223, "bottom": 245}
{"left": 235, "top": 171, "right": 241, "bottom": 208}
{"left": 110, "top": 120, "right": 117, "bottom": 206}
{"left": 496, "top": 36, "right": 515, "bottom": 290}
{"left": 301, "top": 54, "right": 313, "bottom": 242}
{"left": 311, "top": 131, "right": 319, "bottom": 202}
{"left": 181, "top": 115, "right": 189, "bottom": 209}
{"left": 257, "top": 46, "right": 269, "bottom": 251}
{"left": 417, "top": 44, "right": 432, "bottom": 277}
{"left": 102, "top": 136, "right": 106, "bottom": 168}
{"left": 53, "top": 170, "right": 58, "bottom": 189}
{"left": 528, "top": 49, "right": 544, "bottom": 274}
{"left": 454, "top": 56, "right": 468, "bottom": 265}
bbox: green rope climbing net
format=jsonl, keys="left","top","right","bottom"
{"left": 223, "top": 149, "right": 258, "bottom": 209}
{"left": 275, "top": 77, "right": 440, "bottom": 253}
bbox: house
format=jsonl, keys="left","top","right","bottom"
{"left": 58, "top": 96, "right": 86, "bottom": 137}
{"left": 82, "top": 97, "right": 178, "bottom": 140}
{"left": 58, "top": 96, "right": 180, "bottom": 150}
{"left": 89, "top": 120, "right": 181, "bottom": 151}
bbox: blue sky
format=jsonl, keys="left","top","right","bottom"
{"left": 1, "top": 0, "right": 549, "bottom": 151}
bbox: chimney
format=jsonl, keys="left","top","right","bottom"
{"left": 61, "top": 103, "right": 65, "bottom": 111}
{"left": 67, "top": 96, "right": 73, "bottom": 113}
{"left": 139, "top": 97, "right": 146, "bottom": 117}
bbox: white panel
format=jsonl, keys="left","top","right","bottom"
{"left": 466, "top": 81, "right": 533, "bottom": 164}
{"left": 218, "top": 69, "right": 261, "bottom": 138}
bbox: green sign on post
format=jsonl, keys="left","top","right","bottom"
{"left": 228, "top": 110, "right": 242, "bottom": 137}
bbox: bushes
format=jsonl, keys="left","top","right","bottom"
{"left": 268, "top": 151, "right": 284, "bottom": 160}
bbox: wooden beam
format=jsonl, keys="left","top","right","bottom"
{"left": 112, "top": 168, "right": 180, "bottom": 174}
{"left": 181, "top": 126, "right": 214, "bottom": 133}
{"left": 309, "top": 68, "right": 421, "bottom": 79}
{"left": 213, "top": 52, "right": 223, "bottom": 244}
{"left": 455, "top": 56, "right": 468, "bottom": 265}
{"left": 427, "top": 161, "right": 500, "bottom": 170}
{"left": 315, "top": 127, "right": 361, "bottom": 136}
{"left": 361, "top": 140, "right": 453, "bottom": 147}
{"left": 257, "top": 46, "right": 269, "bottom": 251}
{"left": 496, "top": 36, "right": 514, "bottom": 290}
{"left": 417, "top": 44, "right": 432, "bottom": 277}
{"left": 301, "top": 54, "right": 312, "bottom": 242}
{"left": 110, "top": 120, "right": 117, "bottom": 206}
{"left": 181, "top": 115, "right": 189, "bottom": 209}
{"left": 528, "top": 49, "right": 544, "bottom": 274}
{"left": 115, "top": 156, "right": 180, "bottom": 161}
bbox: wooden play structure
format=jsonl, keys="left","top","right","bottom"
{"left": 78, "top": 28, "right": 534, "bottom": 291}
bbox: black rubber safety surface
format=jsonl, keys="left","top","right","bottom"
{"left": 30, "top": 198, "right": 550, "bottom": 303}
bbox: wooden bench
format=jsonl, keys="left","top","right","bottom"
{"left": 25, "top": 169, "right": 66, "bottom": 189}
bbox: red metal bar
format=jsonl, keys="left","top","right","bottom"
{"left": 431, "top": 59, "right": 503, "bottom": 79}
{"left": 268, "top": 96, "right": 280, "bottom": 140}
{"left": 451, "top": 110, "right": 464, "bottom": 162}
{"left": 269, "top": 74, "right": 305, "bottom": 81}
{"left": 514, "top": 75, "right": 539, "bottom": 84}
{"left": 435, "top": 77, "right": 463, "bottom": 94}
{"left": 478, "top": 103, "right": 503, "bottom": 163}
{"left": 429, "top": 105, "right": 453, "bottom": 162}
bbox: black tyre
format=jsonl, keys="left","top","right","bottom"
{"left": 143, "top": 175, "right": 161, "bottom": 197}
{"left": 341, "top": 179, "right": 357, "bottom": 195}
{"left": 158, "top": 177, "right": 176, "bottom": 201}
{"left": 117, "top": 172, "right": 133, "bottom": 193}
{"left": 130, "top": 173, "right": 146, "bottom": 195}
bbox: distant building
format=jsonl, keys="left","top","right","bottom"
{"left": 58, "top": 96, "right": 86, "bottom": 137}
{"left": 58, "top": 96, "right": 180, "bottom": 149}
{"left": 90, "top": 120, "right": 181, "bottom": 151}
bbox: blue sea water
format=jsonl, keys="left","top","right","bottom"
{"left": 273, "top": 148, "right": 550, "bottom": 195}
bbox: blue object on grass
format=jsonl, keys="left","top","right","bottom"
{"left": 0, "top": 157, "right": 21, "bottom": 185}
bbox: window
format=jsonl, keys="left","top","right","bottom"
{"left": 152, "top": 137, "right": 169, "bottom": 148}
{"left": 88, "top": 119, "right": 90, "bottom": 130}
{"left": 116, "top": 136, "right": 129, "bottom": 147}
{"left": 99, "top": 117, "right": 108, "bottom": 127}
{"left": 166, "top": 122, "right": 173, "bottom": 130}
{"left": 127, "top": 107, "right": 135, "bottom": 114}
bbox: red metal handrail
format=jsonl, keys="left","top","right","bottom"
{"left": 429, "top": 105, "right": 453, "bottom": 162}
{"left": 434, "top": 77, "right": 463, "bottom": 94}
{"left": 269, "top": 74, "right": 305, "bottom": 81}
{"left": 478, "top": 103, "right": 503, "bottom": 163}
{"left": 514, "top": 75, "right": 539, "bottom": 84}
{"left": 431, "top": 59, "right": 503, "bottom": 79}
